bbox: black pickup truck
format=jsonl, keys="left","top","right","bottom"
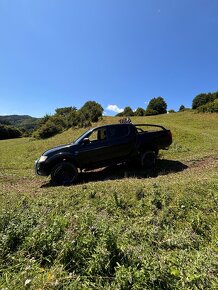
{"left": 35, "top": 123, "right": 172, "bottom": 185}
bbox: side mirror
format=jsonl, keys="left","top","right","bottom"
{"left": 82, "top": 138, "right": 90, "bottom": 145}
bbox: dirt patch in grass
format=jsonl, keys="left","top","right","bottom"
{"left": 186, "top": 156, "right": 218, "bottom": 170}
{"left": 0, "top": 156, "right": 217, "bottom": 193}
{"left": 0, "top": 175, "right": 47, "bottom": 195}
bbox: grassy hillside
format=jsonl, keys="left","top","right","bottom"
{"left": 0, "top": 111, "right": 217, "bottom": 289}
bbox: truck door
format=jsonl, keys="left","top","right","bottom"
{"left": 106, "top": 125, "right": 135, "bottom": 160}
{"left": 76, "top": 127, "right": 110, "bottom": 167}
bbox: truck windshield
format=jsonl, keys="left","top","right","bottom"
{"left": 72, "top": 129, "right": 92, "bottom": 145}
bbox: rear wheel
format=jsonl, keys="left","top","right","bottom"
{"left": 51, "top": 162, "right": 78, "bottom": 186}
{"left": 140, "top": 151, "right": 156, "bottom": 175}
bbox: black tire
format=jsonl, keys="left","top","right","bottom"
{"left": 51, "top": 162, "right": 78, "bottom": 186}
{"left": 140, "top": 151, "right": 156, "bottom": 175}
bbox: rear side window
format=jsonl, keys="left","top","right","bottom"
{"left": 108, "top": 125, "right": 129, "bottom": 139}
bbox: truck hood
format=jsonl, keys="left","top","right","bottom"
{"left": 43, "top": 144, "right": 73, "bottom": 156}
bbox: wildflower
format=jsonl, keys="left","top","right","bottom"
{"left": 25, "top": 279, "right": 31, "bottom": 286}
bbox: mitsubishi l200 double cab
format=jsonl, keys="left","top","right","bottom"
{"left": 35, "top": 123, "right": 172, "bottom": 185}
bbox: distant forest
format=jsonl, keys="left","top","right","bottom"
{"left": 0, "top": 115, "right": 39, "bottom": 131}
{"left": 0, "top": 115, "right": 40, "bottom": 140}
{"left": 0, "top": 91, "right": 217, "bottom": 140}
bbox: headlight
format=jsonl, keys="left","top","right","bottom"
{"left": 39, "top": 155, "right": 48, "bottom": 162}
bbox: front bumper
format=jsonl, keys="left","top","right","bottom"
{"left": 35, "top": 159, "right": 50, "bottom": 176}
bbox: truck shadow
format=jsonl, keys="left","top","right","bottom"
{"left": 77, "top": 159, "right": 188, "bottom": 184}
{"left": 41, "top": 159, "right": 188, "bottom": 187}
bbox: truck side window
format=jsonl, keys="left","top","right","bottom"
{"left": 98, "top": 128, "right": 107, "bottom": 140}
{"left": 108, "top": 126, "right": 129, "bottom": 139}
{"left": 89, "top": 128, "right": 107, "bottom": 142}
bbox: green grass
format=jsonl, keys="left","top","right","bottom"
{"left": 0, "top": 111, "right": 218, "bottom": 289}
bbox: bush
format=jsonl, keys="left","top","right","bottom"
{"left": 66, "top": 110, "right": 91, "bottom": 128}
{"left": 33, "top": 109, "right": 91, "bottom": 139}
{"left": 0, "top": 124, "right": 22, "bottom": 140}
{"left": 168, "top": 109, "right": 176, "bottom": 113}
{"left": 33, "top": 120, "right": 63, "bottom": 139}
{"left": 197, "top": 99, "right": 218, "bottom": 113}
{"left": 66, "top": 110, "right": 79, "bottom": 127}
{"left": 144, "top": 109, "right": 159, "bottom": 116}
{"left": 50, "top": 115, "right": 67, "bottom": 129}
{"left": 75, "top": 111, "right": 91, "bottom": 128}
{"left": 192, "top": 91, "right": 218, "bottom": 109}
{"left": 38, "top": 114, "right": 51, "bottom": 126}
{"left": 33, "top": 101, "right": 101, "bottom": 139}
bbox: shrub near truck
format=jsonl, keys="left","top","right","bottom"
{"left": 35, "top": 123, "right": 172, "bottom": 185}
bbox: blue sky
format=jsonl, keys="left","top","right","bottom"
{"left": 0, "top": 0, "right": 218, "bottom": 117}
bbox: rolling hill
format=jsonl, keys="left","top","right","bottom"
{"left": 0, "top": 114, "right": 40, "bottom": 132}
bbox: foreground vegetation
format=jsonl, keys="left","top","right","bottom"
{"left": 0, "top": 111, "right": 217, "bottom": 289}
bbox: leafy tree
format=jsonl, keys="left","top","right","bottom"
{"left": 66, "top": 110, "right": 79, "bottom": 127}
{"left": 146, "top": 97, "right": 167, "bottom": 115}
{"left": 116, "top": 106, "right": 134, "bottom": 117}
{"left": 192, "top": 92, "right": 218, "bottom": 109}
{"left": 135, "top": 107, "right": 145, "bottom": 116}
{"left": 197, "top": 99, "right": 218, "bottom": 113}
{"left": 80, "top": 101, "right": 103, "bottom": 122}
{"left": 179, "top": 105, "right": 186, "bottom": 111}
{"left": 122, "top": 106, "right": 134, "bottom": 116}
{"left": 76, "top": 111, "right": 91, "bottom": 128}
{"left": 55, "top": 107, "right": 77, "bottom": 116}
{"left": 39, "top": 114, "right": 51, "bottom": 126}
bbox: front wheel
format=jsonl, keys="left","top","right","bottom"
{"left": 51, "top": 162, "right": 78, "bottom": 186}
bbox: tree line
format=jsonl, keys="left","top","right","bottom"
{"left": 32, "top": 101, "right": 104, "bottom": 139}
{"left": 0, "top": 91, "right": 217, "bottom": 140}
{"left": 117, "top": 97, "right": 167, "bottom": 117}
{"left": 31, "top": 91, "right": 218, "bottom": 139}
{"left": 33, "top": 97, "right": 169, "bottom": 139}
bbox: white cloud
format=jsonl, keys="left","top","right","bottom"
{"left": 106, "top": 105, "right": 124, "bottom": 113}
